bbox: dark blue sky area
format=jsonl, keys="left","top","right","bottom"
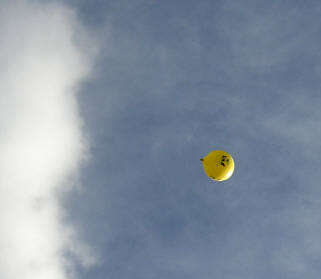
{"left": 62, "top": 1, "right": 321, "bottom": 278}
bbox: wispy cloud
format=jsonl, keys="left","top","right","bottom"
{"left": 0, "top": 1, "right": 96, "bottom": 278}
{"left": 219, "top": 0, "right": 321, "bottom": 71}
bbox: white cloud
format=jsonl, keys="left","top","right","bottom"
{"left": 0, "top": 1, "right": 96, "bottom": 278}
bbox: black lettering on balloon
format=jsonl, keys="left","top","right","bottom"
{"left": 220, "top": 155, "right": 228, "bottom": 167}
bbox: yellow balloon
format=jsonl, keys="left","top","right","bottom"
{"left": 200, "top": 150, "right": 234, "bottom": 181}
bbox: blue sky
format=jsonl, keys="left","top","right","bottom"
{"left": 69, "top": 0, "right": 321, "bottom": 278}
{"left": 1, "top": 0, "right": 321, "bottom": 278}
